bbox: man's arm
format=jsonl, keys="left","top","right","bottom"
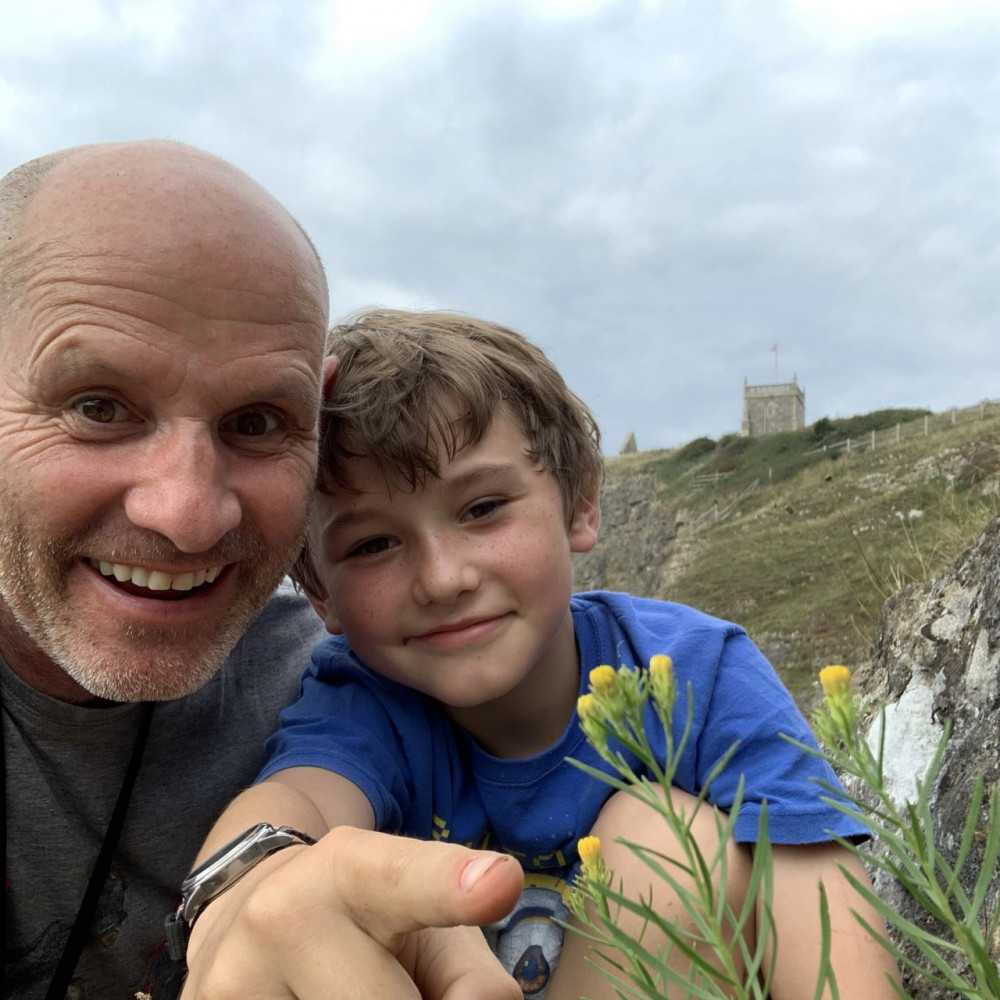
{"left": 179, "top": 771, "right": 525, "bottom": 1000}
{"left": 766, "top": 842, "right": 901, "bottom": 999}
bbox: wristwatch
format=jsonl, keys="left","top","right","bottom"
{"left": 165, "top": 822, "right": 316, "bottom": 962}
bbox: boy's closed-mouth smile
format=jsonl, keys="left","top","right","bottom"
{"left": 408, "top": 613, "right": 511, "bottom": 649}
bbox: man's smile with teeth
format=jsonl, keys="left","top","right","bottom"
{"left": 88, "top": 559, "right": 225, "bottom": 593}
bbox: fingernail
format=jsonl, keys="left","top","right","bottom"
{"left": 459, "top": 852, "right": 510, "bottom": 892}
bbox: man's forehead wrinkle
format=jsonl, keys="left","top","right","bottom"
{"left": 18, "top": 261, "right": 325, "bottom": 342}
{"left": 36, "top": 331, "right": 321, "bottom": 382}
{"left": 19, "top": 309, "right": 326, "bottom": 396}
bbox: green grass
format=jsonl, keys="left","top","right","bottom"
{"left": 606, "top": 406, "right": 1000, "bottom": 704}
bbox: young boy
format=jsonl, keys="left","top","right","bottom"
{"left": 190, "top": 310, "right": 900, "bottom": 1000}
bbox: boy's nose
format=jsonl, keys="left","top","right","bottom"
{"left": 411, "top": 534, "right": 479, "bottom": 605}
{"left": 123, "top": 423, "right": 242, "bottom": 553}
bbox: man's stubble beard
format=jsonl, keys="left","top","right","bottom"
{"left": 0, "top": 505, "right": 307, "bottom": 702}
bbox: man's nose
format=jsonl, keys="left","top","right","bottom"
{"left": 411, "top": 533, "right": 479, "bottom": 605}
{"left": 122, "top": 423, "right": 242, "bottom": 553}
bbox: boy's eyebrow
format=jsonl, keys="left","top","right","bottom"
{"left": 321, "top": 462, "right": 526, "bottom": 532}
{"left": 321, "top": 506, "right": 383, "bottom": 531}
{"left": 439, "top": 462, "right": 523, "bottom": 490}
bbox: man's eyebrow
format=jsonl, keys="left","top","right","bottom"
{"left": 40, "top": 346, "right": 133, "bottom": 381}
{"left": 236, "top": 376, "right": 320, "bottom": 413}
{"left": 43, "top": 344, "right": 320, "bottom": 411}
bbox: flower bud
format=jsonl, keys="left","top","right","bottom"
{"left": 577, "top": 693, "right": 599, "bottom": 720}
{"left": 648, "top": 653, "right": 675, "bottom": 710}
{"left": 589, "top": 664, "right": 618, "bottom": 695}
{"left": 819, "top": 664, "right": 851, "bottom": 698}
{"left": 649, "top": 654, "right": 673, "bottom": 680}
{"left": 578, "top": 835, "right": 603, "bottom": 871}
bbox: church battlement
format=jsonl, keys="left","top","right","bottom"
{"left": 741, "top": 376, "right": 805, "bottom": 436}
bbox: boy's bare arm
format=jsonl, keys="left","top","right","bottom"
{"left": 766, "top": 842, "right": 901, "bottom": 999}
{"left": 191, "top": 767, "right": 377, "bottom": 859}
{"left": 180, "top": 771, "right": 524, "bottom": 1000}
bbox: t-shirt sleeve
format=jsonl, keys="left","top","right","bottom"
{"left": 686, "top": 630, "right": 867, "bottom": 844}
{"left": 256, "top": 639, "right": 414, "bottom": 832}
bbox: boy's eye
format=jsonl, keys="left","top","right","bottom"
{"left": 463, "top": 498, "right": 505, "bottom": 522}
{"left": 348, "top": 536, "right": 395, "bottom": 558}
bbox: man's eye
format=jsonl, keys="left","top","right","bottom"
{"left": 232, "top": 410, "right": 280, "bottom": 436}
{"left": 74, "top": 396, "right": 129, "bottom": 423}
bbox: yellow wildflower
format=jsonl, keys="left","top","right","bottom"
{"left": 819, "top": 664, "right": 851, "bottom": 698}
{"left": 649, "top": 654, "right": 673, "bottom": 681}
{"left": 815, "top": 664, "right": 858, "bottom": 747}
{"left": 571, "top": 834, "right": 610, "bottom": 911}
{"left": 577, "top": 693, "right": 599, "bottom": 720}
{"left": 578, "top": 835, "right": 603, "bottom": 871}
{"left": 648, "top": 653, "right": 675, "bottom": 711}
{"left": 588, "top": 664, "right": 618, "bottom": 695}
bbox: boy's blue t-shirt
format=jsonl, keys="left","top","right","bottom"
{"left": 259, "top": 590, "right": 866, "bottom": 873}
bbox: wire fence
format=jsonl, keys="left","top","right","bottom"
{"left": 806, "top": 398, "right": 1000, "bottom": 458}
{"left": 689, "top": 478, "right": 760, "bottom": 531}
{"left": 685, "top": 399, "right": 1000, "bottom": 531}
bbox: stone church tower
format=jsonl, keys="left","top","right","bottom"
{"left": 741, "top": 376, "right": 805, "bottom": 436}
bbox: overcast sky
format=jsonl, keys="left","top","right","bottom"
{"left": 3, "top": 0, "right": 998, "bottom": 453}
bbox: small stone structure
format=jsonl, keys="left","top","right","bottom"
{"left": 741, "top": 376, "right": 805, "bottom": 436}
{"left": 619, "top": 431, "right": 638, "bottom": 455}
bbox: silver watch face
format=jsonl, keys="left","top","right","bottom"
{"left": 167, "top": 824, "right": 314, "bottom": 962}
{"left": 178, "top": 824, "right": 313, "bottom": 926}
{"left": 181, "top": 822, "right": 274, "bottom": 894}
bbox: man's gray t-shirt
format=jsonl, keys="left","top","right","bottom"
{"left": 3, "top": 580, "right": 326, "bottom": 1000}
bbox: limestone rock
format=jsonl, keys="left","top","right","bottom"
{"left": 853, "top": 515, "right": 1000, "bottom": 999}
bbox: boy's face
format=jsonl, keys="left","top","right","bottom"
{"left": 307, "top": 409, "right": 600, "bottom": 748}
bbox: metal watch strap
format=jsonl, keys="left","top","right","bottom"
{"left": 165, "top": 824, "right": 316, "bottom": 963}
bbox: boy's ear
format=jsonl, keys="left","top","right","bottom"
{"left": 568, "top": 487, "right": 601, "bottom": 554}
{"left": 322, "top": 354, "right": 339, "bottom": 404}
{"left": 304, "top": 579, "right": 345, "bottom": 636}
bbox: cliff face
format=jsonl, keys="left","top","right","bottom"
{"left": 572, "top": 473, "right": 686, "bottom": 597}
{"left": 572, "top": 472, "right": 731, "bottom": 603}
{"left": 854, "top": 516, "right": 1000, "bottom": 999}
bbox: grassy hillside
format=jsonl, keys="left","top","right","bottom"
{"left": 601, "top": 402, "right": 1000, "bottom": 704}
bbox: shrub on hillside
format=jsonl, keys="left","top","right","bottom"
{"left": 677, "top": 436, "right": 717, "bottom": 461}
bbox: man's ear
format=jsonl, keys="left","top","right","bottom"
{"left": 304, "top": 579, "right": 344, "bottom": 636}
{"left": 568, "top": 486, "right": 601, "bottom": 554}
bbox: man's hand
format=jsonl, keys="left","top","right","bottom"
{"left": 180, "top": 825, "right": 524, "bottom": 1000}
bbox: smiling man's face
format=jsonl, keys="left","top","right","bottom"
{"left": 0, "top": 142, "right": 329, "bottom": 703}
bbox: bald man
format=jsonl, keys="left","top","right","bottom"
{"left": 0, "top": 141, "right": 521, "bottom": 1000}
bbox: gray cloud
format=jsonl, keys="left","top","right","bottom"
{"left": 3, "top": 0, "right": 998, "bottom": 450}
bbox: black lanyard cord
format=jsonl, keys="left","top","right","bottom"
{"left": 1, "top": 696, "right": 154, "bottom": 1000}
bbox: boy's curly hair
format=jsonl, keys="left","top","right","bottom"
{"left": 293, "top": 308, "right": 603, "bottom": 593}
